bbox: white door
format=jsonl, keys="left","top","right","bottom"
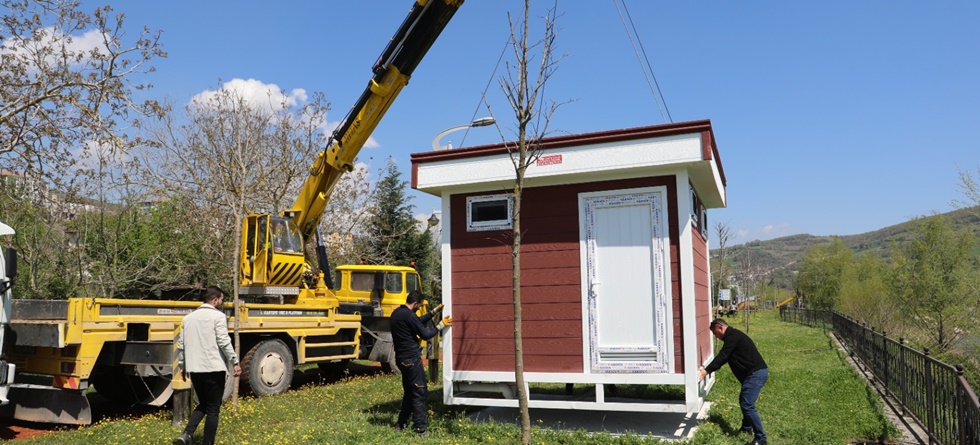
{"left": 581, "top": 187, "right": 670, "bottom": 373}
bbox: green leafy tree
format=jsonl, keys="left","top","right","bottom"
{"left": 891, "top": 215, "right": 979, "bottom": 352}
{"left": 320, "top": 162, "right": 377, "bottom": 268}
{"left": 954, "top": 164, "right": 980, "bottom": 217}
{"left": 837, "top": 253, "right": 902, "bottom": 336}
{"left": 76, "top": 197, "right": 221, "bottom": 299}
{"left": 1, "top": 1, "right": 164, "bottom": 300}
{"left": 0, "top": 191, "right": 77, "bottom": 299}
{"left": 794, "top": 238, "right": 853, "bottom": 309}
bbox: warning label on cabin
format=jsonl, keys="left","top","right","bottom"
{"left": 536, "top": 154, "right": 563, "bottom": 166}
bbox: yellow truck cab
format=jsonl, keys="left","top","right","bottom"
{"left": 331, "top": 264, "right": 428, "bottom": 372}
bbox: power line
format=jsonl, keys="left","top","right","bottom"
{"left": 458, "top": 36, "right": 510, "bottom": 149}
{"left": 613, "top": 0, "right": 673, "bottom": 123}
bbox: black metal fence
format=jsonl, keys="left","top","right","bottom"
{"left": 779, "top": 307, "right": 980, "bottom": 445}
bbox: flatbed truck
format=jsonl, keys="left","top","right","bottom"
{"left": 5, "top": 297, "right": 359, "bottom": 424}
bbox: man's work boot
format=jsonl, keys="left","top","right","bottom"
{"left": 173, "top": 431, "right": 193, "bottom": 445}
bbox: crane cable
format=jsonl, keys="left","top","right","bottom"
{"left": 613, "top": 0, "right": 672, "bottom": 123}
{"left": 458, "top": 36, "right": 510, "bottom": 149}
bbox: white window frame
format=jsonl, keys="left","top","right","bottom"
{"left": 466, "top": 193, "right": 513, "bottom": 232}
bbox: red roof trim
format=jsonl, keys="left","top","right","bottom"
{"left": 412, "top": 119, "right": 715, "bottom": 163}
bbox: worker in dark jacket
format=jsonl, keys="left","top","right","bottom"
{"left": 390, "top": 290, "right": 451, "bottom": 436}
{"left": 698, "top": 318, "right": 769, "bottom": 445}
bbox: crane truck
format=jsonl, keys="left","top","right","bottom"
{"left": 3, "top": 0, "right": 462, "bottom": 425}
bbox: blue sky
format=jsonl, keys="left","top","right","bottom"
{"left": 108, "top": 1, "right": 979, "bottom": 245}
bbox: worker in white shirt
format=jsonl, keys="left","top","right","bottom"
{"left": 173, "top": 286, "right": 241, "bottom": 445}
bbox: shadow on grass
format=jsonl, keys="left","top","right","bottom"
{"left": 363, "top": 381, "right": 477, "bottom": 435}
{"left": 292, "top": 361, "right": 390, "bottom": 389}
{"left": 705, "top": 410, "right": 746, "bottom": 436}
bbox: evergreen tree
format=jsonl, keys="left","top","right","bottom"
{"left": 366, "top": 160, "right": 436, "bottom": 281}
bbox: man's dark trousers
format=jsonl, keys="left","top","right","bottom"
{"left": 187, "top": 371, "right": 226, "bottom": 445}
{"left": 739, "top": 368, "right": 768, "bottom": 443}
{"left": 396, "top": 356, "right": 428, "bottom": 433}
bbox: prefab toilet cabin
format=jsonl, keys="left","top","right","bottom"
{"left": 410, "top": 119, "right": 727, "bottom": 414}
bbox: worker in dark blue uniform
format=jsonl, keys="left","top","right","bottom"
{"left": 391, "top": 290, "right": 451, "bottom": 436}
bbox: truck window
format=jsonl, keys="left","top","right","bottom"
{"left": 270, "top": 219, "right": 303, "bottom": 253}
{"left": 258, "top": 215, "right": 269, "bottom": 251}
{"left": 406, "top": 273, "right": 421, "bottom": 293}
{"left": 384, "top": 272, "right": 402, "bottom": 293}
{"left": 350, "top": 272, "right": 375, "bottom": 291}
{"left": 331, "top": 271, "right": 342, "bottom": 290}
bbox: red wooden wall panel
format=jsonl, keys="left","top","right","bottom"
{"left": 449, "top": 176, "right": 680, "bottom": 374}
{"left": 692, "top": 228, "right": 713, "bottom": 370}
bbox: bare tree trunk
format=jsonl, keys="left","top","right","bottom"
{"left": 498, "top": 3, "right": 565, "bottom": 443}
{"left": 511, "top": 182, "right": 530, "bottom": 445}
{"left": 232, "top": 207, "right": 243, "bottom": 407}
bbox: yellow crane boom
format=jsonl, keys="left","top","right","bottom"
{"left": 240, "top": 0, "right": 463, "bottom": 298}
{"left": 291, "top": 0, "right": 463, "bottom": 238}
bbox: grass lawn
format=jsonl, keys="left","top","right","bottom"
{"left": 15, "top": 313, "right": 899, "bottom": 444}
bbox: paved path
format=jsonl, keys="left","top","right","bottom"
{"left": 830, "top": 332, "right": 929, "bottom": 445}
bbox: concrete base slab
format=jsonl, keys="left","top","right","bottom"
{"left": 467, "top": 400, "right": 711, "bottom": 441}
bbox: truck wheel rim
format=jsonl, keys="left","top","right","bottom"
{"left": 259, "top": 352, "right": 285, "bottom": 386}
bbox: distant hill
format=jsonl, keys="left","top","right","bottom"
{"left": 711, "top": 206, "right": 980, "bottom": 290}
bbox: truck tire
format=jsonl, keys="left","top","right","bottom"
{"left": 241, "top": 339, "right": 293, "bottom": 397}
{"left": 90, "top": 366, "right": 134, "bottom": 403}
{"left": 90, "top": 365, "right": 173, "bottom": 406}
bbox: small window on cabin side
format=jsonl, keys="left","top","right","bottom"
{"left": 467, "top": 194, "right": 513, "bottom": 232}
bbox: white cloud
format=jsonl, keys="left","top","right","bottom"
{"left": 72, "top": 139, "right": 128, "bottom": 170}
{"left": 1, "top": 27, "right": 109, "bottom": 74}
{"left": 189, "top": 79, "right": 379, "bottom": 149}
{"left": 64, "top": 29, "right": 109, "bottom": 59}
{"left": 189, "top": 78, "right": 307, "bottom": 115}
